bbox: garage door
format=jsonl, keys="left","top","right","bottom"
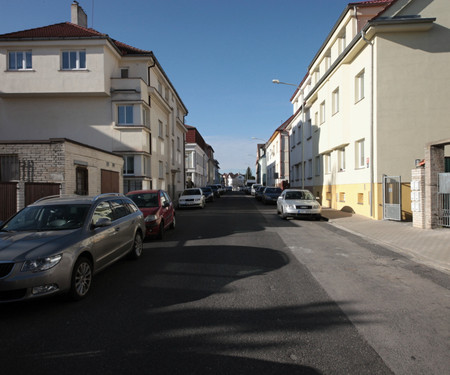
{"left": 101, "top": 170, "right": 119, "bottom": 193}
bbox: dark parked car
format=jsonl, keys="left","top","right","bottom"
{"left": 207, "top": 185, "right": 220, "bottom": 198}
{"left": 262, "top": 187, "right": 282, "bottom": 204}
{"left": 0, "top": 193, "right": 145, "bottom": 302}
{"left": 200, "top": 187, "right": 215, "bottom": 202}
{"left": 254, "top": 185, "right": 266, "bottom": 201}
{"left": 126, "top": 189, "right": 175, "bottom": 239}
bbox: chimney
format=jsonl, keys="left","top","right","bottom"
{"left": 71, "top": 1, "right": 88, "bottom": 28}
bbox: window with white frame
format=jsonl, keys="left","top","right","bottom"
{"left": 320, "top": 101, "right": 326, "bottom": 124}
{"left": 338, "top": 148, "right": 346, "bottom": 171}
{"left": 118, "top": 105, "right": 133, "bottom": 125}
{"left": 171, "top": 139, "right": 175, "bottom": 165}
{"left": 332, "top": 87, "right": 339, "bottom": 114}
{"left": 8, "top": 51, "right": 32, "bottom": 70}
{"left": 177, "top": 136, "right": 181, "bottom": 151}
{"left": 324, "top": 153, "right": 331, "bottom": 174}
{"left": 355, "top": 69, "right": 365, "bottom": 102}
{"left": 61, "top": 50, "right": 86, "bottom": 70}
{"left": 306, "top": 119, "right": 312, "bottom": 139}
{"left": 356, "top": 139, "right": 365, "bottom": 168}
{"left": 315, "top": 155, "right": 321, "bottom": 176}
{"left": 123, "top": 156, "right": 135, "bottom": 175}
{"left": 338, "top": 32, "right": 346, "bottom": 54}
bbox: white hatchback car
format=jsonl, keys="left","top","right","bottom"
{"left": 178, "top": 188, "right": 206, "bottom": 209}
{"left": 277, "top": 189, "right": 321, "bottom": 220}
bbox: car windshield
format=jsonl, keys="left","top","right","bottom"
{"left": 285, "top": 191, "right": 315, "bottom": 200}
{"left": 2, "top": 204, "right": 91, "bottom": 232}
{"left": 265, "top": 188, "right": 282, "bottom": 194}
{"left": 128, "top": 192, "right": 159, "bottom": 208}
{"left": 207, "top": 185, "right": 218, "bottom": 190}
{"left": 182, "top": 189, "right": 201, "bottom": 196}
{"left": 201, "top": 188, "right": 212, "bottom": 193}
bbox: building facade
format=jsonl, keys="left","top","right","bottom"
{"left": 266, "top": 118, "right": 291, "bottom": 188}
{"left": 185, "top": 125, "right": 208, "bottom": 188}
{"left": 287, "top": 0, "right": 450, "bottom": 220}
{"left": 0, "top": 2, "right": 188, "bottom": 202}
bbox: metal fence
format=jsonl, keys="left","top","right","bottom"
{"left": 437, "top": 173, "right": 450, "bottom": 228}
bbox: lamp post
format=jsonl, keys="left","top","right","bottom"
{"left": 272, "top": 79, "right": 305, "bottom": 189}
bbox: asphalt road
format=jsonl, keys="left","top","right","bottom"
{"left": 1, "top": 192, "right": 448, "bottom": 374}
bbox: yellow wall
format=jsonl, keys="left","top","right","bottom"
{"left": 315, "top": 182, "right": 412, "bottom": 220}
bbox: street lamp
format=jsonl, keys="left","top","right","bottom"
{"left": 272, "top": 79, "right": 299, "bottom": 88}
{"left": 272, "top": 78, "right": 305, "bottom": 189}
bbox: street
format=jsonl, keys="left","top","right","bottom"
{"left": 1, "top": 192, "right": 449, "bottom": 374}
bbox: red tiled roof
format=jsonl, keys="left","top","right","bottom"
{"left": 0, "top": 22, "right": 152, "bottom": 55}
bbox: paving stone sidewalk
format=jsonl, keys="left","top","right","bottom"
{"left": 321, "top": 208, "right": 450, "bottom": 274}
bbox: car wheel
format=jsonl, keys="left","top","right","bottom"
{"left": 170, "top": 215, "right": 176, "bottom": 229}
{"left": 281, "top": 208, "right": 288, "bottom": 220}
{"left": 129, "top": 231, "right": 144, "bottom": 258}
{"left": 157, "top": 222, "right": 164, "bottom": 240}
{"left": 69, "top": 257, "right": 93, "bottom": 301}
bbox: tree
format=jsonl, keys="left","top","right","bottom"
{"left": 245, "top": 167, "right": 254, "bottom": 181}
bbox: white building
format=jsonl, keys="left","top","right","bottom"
{"left": 265, "top": 118, "right": 291, "bottom": 188}
{"left": 0, "top": 2, "right": 188, "bottom": 200}
{"left": 287, "top": 0, "right": 450, "bottom": 220}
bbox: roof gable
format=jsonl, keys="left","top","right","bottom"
{"left": 0, "top": 22, "right": 152, "bottom": 56}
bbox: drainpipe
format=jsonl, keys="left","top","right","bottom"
{"left": 361, "top": 29, "right": 374, "bottom": 218}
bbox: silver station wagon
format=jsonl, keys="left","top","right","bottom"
{"left": 0, "top": 193, "right": 145, "bottom": 302}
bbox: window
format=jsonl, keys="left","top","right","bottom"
{"left": 61, "top": 50, "right": 86, "bottom": 70}
{"left": 75, "top": 167, "right": 88, "bottom": 195}
{"left": 92, "top": 201, "right": 113, "bottom": 224}
{"left": 8, "top": 51, "right": 32, "bottom": 70}
{"left": 306, "top": 119, "right": 312, "bottom": 139}
{"left": 121, "top": 68, "right": 129, "bottom": 78}
{"left": 143, "top": 155, "right": 151, "bottom": 176}
{"left": 315, "top": 155, "right": 321, "bottom": 176}
{"left": 177, "top": 136, "right": 181, "bottom": 151}
{"left": 320, "top": 101, "right": 326, "bottom": 124}
{"left": 339, "top": 192, "right": 346, "bottom": 202}
{"left": 338, "top": 33, "right": 346, "bottom": 54}
{"left": 324, "top": 153, "right": 331, "bottom": 174}
{"left": 332, "top": 88, "right": 339, "bottom": 114}
{"left": 338, "top": 148, "right": 346, "bottom": 171}
{"left": 355, "top": 70, "right": 365, "bottom": 102}
{"left": 123, "top": 156, "right": 134, "bottom": 175}
{"left": 358, "top": 193, "right": 364, "bottom": 205}
{"left": 118, "top": 105, "right": 133, "bottom": 125}
{"left": 307, "top": 159, "right": 313, "bottom": 179}
{"left": 356, "top": 139, "right": 365, "bottom": 168}
{"left": 171, "top": 139, "right": 175, "bottom": 165}
{"left": 158, "top": 120, "right": 163, "bottom": 138}
{"left": 159, "top": 161, "right": 164, "bottom": 178}
{"left": 0, "top": 155, "right": 19, "bottom": 181}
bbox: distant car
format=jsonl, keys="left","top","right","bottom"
{"left": 0, "top": 193, "right": 145, "bottom": 302}
{"left": 126, "top": 189, "right": 175, "bottom": 239}
{"left": 178, "top": 188, "right": 206, "bottom": 208}
{"left": 262, "top": 187, "right": 282, "bottom": 204}
{"left": 254, "top": 186, "right": 266, "bottom": 201}
{"left": 277, "top": 189, "right": 322, "bottom": 220}
{"left": 200, "top": 186, "right": 215, "bottom": 202}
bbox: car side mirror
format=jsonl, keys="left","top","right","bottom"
{"left": 163, "top": 202, "right": 170, "bottom": 208}
{"left": 93, "top": 217, "right": 112, "bottom": 228}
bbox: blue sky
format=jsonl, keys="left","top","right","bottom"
{"left": 0, "top": 0, "right": 350, "bottom": 174}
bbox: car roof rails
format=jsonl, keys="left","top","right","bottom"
{"left": 34, "top": 195, "right": 62, "bottom": 203}
{"left": 93, "top": 193, "right": 125, "bottom": 201}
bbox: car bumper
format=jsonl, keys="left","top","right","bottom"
{"left": 284, "top": 207, "right": 321, "bottom": 216}
{"left": 0, "top": 260, "right": 71, "bottom": 303}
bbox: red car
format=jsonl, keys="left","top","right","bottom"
{"left": 126, "top": 190, "right": 175, "bottom": 239}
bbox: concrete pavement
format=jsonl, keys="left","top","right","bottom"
{"left": 321, "top": 208, "right": 450, "bottom": 274}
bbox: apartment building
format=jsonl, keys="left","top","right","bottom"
{"left": 185, "top": 125, "right": 209, "bottom": 187}
{"left": 287, "top": 0, "right": 450, "bottom": 220}
{"left": 0, "top": 2, "right": 188, "bottom": 204}
{"left": 266, "top": 117, "right": 291, "bottom": 188}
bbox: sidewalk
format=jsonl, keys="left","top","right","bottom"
{"left": 320, "top": 208, "right": 450, "bottom": 274}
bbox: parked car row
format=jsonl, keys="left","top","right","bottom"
{"left": 177, "top": 184, "right": 230, "bottom": 209}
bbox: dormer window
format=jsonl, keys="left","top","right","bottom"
{"left": 61, "top": 50, "right": 86, "bottom": 70}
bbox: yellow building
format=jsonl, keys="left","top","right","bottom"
{"left": 288, "top": 0, "right": 450, "bottom": 220}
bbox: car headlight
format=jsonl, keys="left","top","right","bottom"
{"left": 145, "top": 215, "right": 158, "bottom": 222}
{"left": 287, "top": 204, "right": 296, "bottom": 209}
{"left": 22, "top": 254, "right": 62, "bottom": 273}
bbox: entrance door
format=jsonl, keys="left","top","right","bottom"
{"left": 383, "top": 176, "right": 401, "bottom": 221}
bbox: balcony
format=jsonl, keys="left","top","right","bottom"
{"left": 110, "top": 78, "right": 148, "bottom": 102}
